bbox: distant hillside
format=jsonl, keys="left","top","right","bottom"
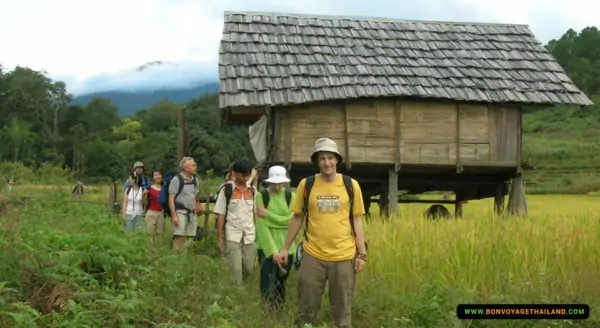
{"left": 71, "top": 82, "right": 219, "bottom": 116}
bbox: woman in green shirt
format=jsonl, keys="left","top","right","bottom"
{"left": 255, "top": 165, "right": 296, "bottom": 311}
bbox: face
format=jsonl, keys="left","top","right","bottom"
{"left": 232, "top": 171, "right": 250, "bottom": 185}
{"left": 182, "top": 159, "right": 197, "bottom": 175}
{"left": 135, "top": 166, "right": 144, "bottom": 174}
{"left": 270, "top": 183, "right": 284, "bottom": 193}
{"left": 152, "top": 171, "right": 163, "bottom": 183}
{"left": 317, "top": 152, "right": 338, "bottom": 175}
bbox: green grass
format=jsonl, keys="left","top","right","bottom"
{"left": 1, "top": 189, "right": 599, "bottom": 327}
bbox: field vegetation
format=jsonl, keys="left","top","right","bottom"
{"left": 1, "top": 164, "right": 599, "bottom": 328}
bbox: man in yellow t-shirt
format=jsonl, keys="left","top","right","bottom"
{"left": 274, "top": 138, "right": 367, "bottom": 328}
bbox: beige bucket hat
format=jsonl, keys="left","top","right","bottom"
{"left": 132, "top": 161, "right": 144, "bottom": 170}
{"left": 310, "top": 138, "right": 343, "bottom": 165}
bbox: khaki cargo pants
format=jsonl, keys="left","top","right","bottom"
{"left": 294, "top": 251, "right": 356, "bottom": 328}
{"left": 224, "top": 240, "right": 256, "bottom": 286}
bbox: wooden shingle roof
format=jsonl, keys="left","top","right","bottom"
{"left": 218, "top": 11, "right": 593, "bottom": 109}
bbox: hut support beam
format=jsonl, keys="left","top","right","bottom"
{"left": 388, "top": 168, "right": 398, "bottom": 218}
{"left": 507, "top": 174, "right": 528, "bottom": 217}
{"left": 494, "top": 183, "right": 505, "bottom": 216}
{"left": 394, "top": 100, "right": 401, "bottom": 172}
{"left": 454, "top": 190, "right": 463, "bottom": 218}
{"left": 455, "top": 104, "right": 463, "bottom": 174}
{"left": 285, "top": 110, "right": 292, "bottom": 171}
{"left": 379, "top": 182, "right": 389, "bottom": 218}
{"left": 343, "top": 102, "right": 351, "bottom": 170}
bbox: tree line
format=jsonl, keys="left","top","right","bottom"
{"left": 0, "top": 66, "right": 253, "bottom": 183}
{"left": 1, "top": 26, "right": 599, "bottom": 184}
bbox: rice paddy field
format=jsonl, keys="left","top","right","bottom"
{"left": 0, "top": 184, "right": 598, "bottom": 328}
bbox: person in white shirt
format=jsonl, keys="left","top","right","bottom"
{"left": 122, "top": 172, "right": 146, "bottom": 232}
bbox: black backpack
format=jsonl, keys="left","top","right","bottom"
{"left": 261, "top": 188, "right": 292, "bottom": 209}
{"left": 301, "top": 174, "right": 368, "bottom": 250}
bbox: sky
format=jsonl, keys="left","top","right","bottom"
{"left": 0, "top": 0, "right": 598, "bottom": 96}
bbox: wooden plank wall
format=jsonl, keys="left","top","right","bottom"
{"left": 273, "top": 99, "right": 520, "bottom": 166}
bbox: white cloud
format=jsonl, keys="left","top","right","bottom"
{"left": 0, "top": 0, "right": 597, "bottom": 95}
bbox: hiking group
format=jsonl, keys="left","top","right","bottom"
{"left": 121, "top": 137, "right": 368, "bottom": 328}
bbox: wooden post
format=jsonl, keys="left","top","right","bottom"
{"left": 517, "top": 107, "right": 523, "bottom": 173}
{"left": 455, "top": 104, "right": 463, "bottom": 174}
{"left": 342, "top": 102, "right": 351, "bottom": 170}
{"left": 394, "top": 100, "right": 402, "bottom": 172}
{"left": 111, "top": 181, "right": 120, "bottom": 214}
{"left": 379, "top": 182, "right": 389, "bottom": 218}
{"left": 454, "top": 190, "right": 463, "bottom": 218}
{"left": 388, "top": 168, "right": 398, "bottom": 218}
{"left": 285, "top": 109, "right": 292, "bottom": 167}
{"left": 494, "top": 183, "right": 505, "bottom": 216}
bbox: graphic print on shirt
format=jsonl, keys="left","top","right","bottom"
{"left": 316, "top": 195, "right": 340, "bottom": 214}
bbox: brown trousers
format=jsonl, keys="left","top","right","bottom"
{"left": 294, "top": 251, "right": 356, "bottom": 328}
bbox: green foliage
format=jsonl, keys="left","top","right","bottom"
{"left": 0, "top": 67, "right": 252, "bottom": 183}
{"left": 523, "top": 27, "right": 600, "bottom": 193}
{"left": 2, "top": 191, "right": 600, "bottom": 327}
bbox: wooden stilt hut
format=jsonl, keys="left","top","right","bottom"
{"left": 217, "top": 11, "right": 592, "bottom": 217}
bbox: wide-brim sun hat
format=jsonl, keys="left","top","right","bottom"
{"left": 265, "top": 165, "right": 291, "bottom": 184}
{"left": 310, "top": 137, "right": 343, "bottom": 165}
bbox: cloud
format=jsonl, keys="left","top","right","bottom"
{"left": 1, "top": 0, "right": 597, "bottom": 96}
{"left": 56, "top": 60, "right": 217, "bottom": 96}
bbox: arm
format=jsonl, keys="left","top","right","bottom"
{"left": 281, "top": 214, "right": 304, "bottom": 252}
{"left": 262, "top": 192, "right": 296, "bottom": 224}
{"left": 213, "top": 190, "right": 227, "bottom": 242}
{"left": 281, "top": 180, "right": 306, "bottom": 253}
{"left": 142, "top": 190, "right": 149, "bottom": 211}
{"left": 255, "top": 192, "right": 277, "bottom": 256}
{"left": 351, "top": 180, "right": 368, "bottom": 255}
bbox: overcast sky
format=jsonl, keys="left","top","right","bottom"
{"left": 0, "top": 0, "right": 597, "bottom": 95}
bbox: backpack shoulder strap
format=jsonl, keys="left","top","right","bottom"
{"left": 302, "top": 175, "right": 316, "bottom": 240}
{"left": 261, "top": 189, "right": 270, "bottom": 209}
{"left": 285, "top": 188, "right": 292, "bottom": 207}
{"left": 224, "top": 183, "right": 233, "bottom": 206}
{"left": 342, "top": 175, "right": 356, "bottom": 236}
{"left": 175, "top": 174, "right": 185, "bottom": 196}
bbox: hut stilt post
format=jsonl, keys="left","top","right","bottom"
{"left": 507, "top": 174, "right": 528, "bottom": 217}
{"left": 388, "top": 167, "right": 398, "bottom": 218}
{"left": 379, "top": 182, "right": 389, "bottom": 218}
{"left": 454, "top": 190, "right": 464, "bottom": 218}
{"left": 494, "top": 182, "right": 505, "bottom": 216}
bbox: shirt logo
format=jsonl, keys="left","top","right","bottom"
{"left": 316, "top": 195, "right": 340, "bottom": 214}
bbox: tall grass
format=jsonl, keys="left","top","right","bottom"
{"left": 1, "top": 190, "right": 598, "bottom": 327}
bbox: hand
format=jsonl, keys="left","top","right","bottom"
{"left": 172, "top": 215, "right": 179, "bottom": 226}
{"left": 273, "top": 249, "right": 289, "bottom": 267}
{"left": 256, "top": 207, "right": 267, "bottom": 217}
{"left": 354, "top": 257, "right": 366, "bottom": 273}
{"left": 217, "top": 238, "right": 224, "bottom": 255}
{"left": 143, "top": 189, "right": 148, "bottom": 194}
{"left": 194, "top": 203, "right": 203, "bottom": 214}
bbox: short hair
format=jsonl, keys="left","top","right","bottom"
{"left": 232, "top": 160, "right": 253, "bottom": 175}
{"left": 179, "top": 157, "right": 195, "bottom": 169}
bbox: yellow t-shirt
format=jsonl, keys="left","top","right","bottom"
{"left": 291, "top": 174, "right": 366, "bottom": 261}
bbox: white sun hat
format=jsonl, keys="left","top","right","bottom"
{"left": 265, "top": 165, "right": 291, "bottom": 184}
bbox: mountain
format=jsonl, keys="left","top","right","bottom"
{"left": 71, "top": 82, "right": 219, "bottom": 116}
